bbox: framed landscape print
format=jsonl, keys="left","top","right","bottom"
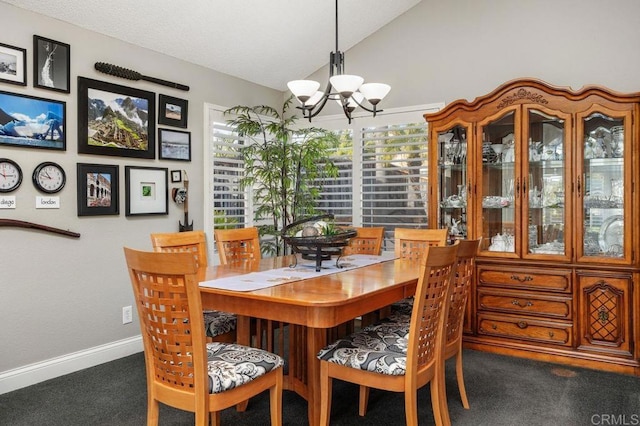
{"left": 33, "top": 35, "right": 70, "bottom": 93}
{"left": 78, "top": 77, "right": 155, "bottom": 159}
{"left": 76, "top": 163, "right": 119, "bottom": 216}
{"left": 125, "top": 166, "right": 168, "bottom": 216}
{"left": 158, "top": 128, "right": 191, "bottom": 161}
{"left": 0, "top": 90, "right": 66, "bottom": 150}
{"left": 0, "top": 42, "right": 26, "bottom": 86}
{"left": 158, "top": 94, "right": 188, "bottom": 128}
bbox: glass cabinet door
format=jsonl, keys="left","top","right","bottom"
{"left": 523, "top": 108, "right": 571, "bottom": 260}
{"left": 437, "top": 124, "right": 469, "bottom": 243}
{"left": 478, "top": 109, "right": 518, "bottom": 256}
{"left": 577, "top": 110, "right": 630, "bottom": 263}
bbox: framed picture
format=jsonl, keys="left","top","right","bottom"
{"left": 158, "top": 94, "right": 188, "bottom": 128}
{"left": 78, "top": 77, "right": 155, "bottom": 159}
{"left": 171, "top": 169, "right": 182, "bottom": 183}
{"left": 76, "top": 163, "right": 119, "bottom": 216}
{"left": 0, "top": 90, "right": 66, "bottom": 150}
{"left": 0, "top": 42, "right": 26, "bottom": 86}
{"left": 33, "top": 35, "right": 70, "bottom": 93}
{"left": 158, "top": 128, "right": 191, "bottom": 161}
{"left": 125, "top": 166, "right": 168, "bottom": 216}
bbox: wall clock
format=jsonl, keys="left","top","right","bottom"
{"left": 0, "top": 158, "right": 23, "bottom": 193}
{"left": 32, "top": 161, "right": 66, "bottom": 193}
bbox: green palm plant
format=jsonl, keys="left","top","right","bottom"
{"left": 225, "top": 97, "right": 339, "bottom": 255}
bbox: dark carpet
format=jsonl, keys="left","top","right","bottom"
{"left": 1, "top": 349, "right": 638, "bottom": 425}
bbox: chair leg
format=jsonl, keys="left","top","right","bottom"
{"left": 319, "top": 362, "right": 332, "bottom": 426}
{"left": 358, "top": 385, "right": 370, "bottom": 416}
{"left": 210, "top": 410, "right": 220, "bottom": 426}
{"left": 404, "top": 390, "right": 419, "bottom": 426}
{"left": 270, "top": 368, "right": 284, "bottom": 426}
{"left": 147, "top": 397, "right": 159, "bottom": 426}
{"left": 456, "top": 349, "right": 470, "bottom": 409}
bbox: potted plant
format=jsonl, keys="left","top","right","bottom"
{"left": 224, "top": 97, "right": 339, "bottom": 256}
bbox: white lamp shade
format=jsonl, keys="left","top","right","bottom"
{"left": 287, "top": 80, "right": 321, "bottom": 103}
{"left": 329, "top": 74, "right": 364, "bottom": 98}
{"left": 359, "top": 83, "right": 391, "bottom": 105}
{"left": 336, "top": 92, "right": 364, "bottom": 112}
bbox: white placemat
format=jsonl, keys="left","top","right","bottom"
{"left": 199, "top": 253, "right": 395, "bottom": 292}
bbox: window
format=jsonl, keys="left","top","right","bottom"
{"left": 205, "top": 102, "right": 443, "bottom": 255}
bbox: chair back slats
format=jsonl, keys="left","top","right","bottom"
{"left": 342, "top": 227, "right": 385, "bottom": 256}
{"left": 150, "top": 230, "right": 209, "bottom": 268}
{"left": 406, "top": 244, "right": 458, "bottom": 372}
{"left": 446, "top": 239, "right": 480, "bottom": 345}
{"left": 124, "top": 248, "right": 207, "bottom": 393}
{"left": 214, "top": 227, "right": 261, "bottom": 265}
{"left": 394, "top": 228, "right": 448, "bottom": 260}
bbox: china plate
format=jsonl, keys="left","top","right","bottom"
{"left": 598, "top": 215, "right": 623, "bottom": 254}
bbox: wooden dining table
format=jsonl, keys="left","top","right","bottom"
{"left": 198, "top": 254, "right": 420, "bottom": 426}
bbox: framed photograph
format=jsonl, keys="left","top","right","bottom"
{"left": 125, "top": 166, "right": 168, "bottom": 216}
{"left": 76, "top": 163, "right": 119, "bottom": 216}
{"left": 0, "top": 42, "right": 26, "bottom": 86}
{"left": 0, "top": 90, "right": 66, "bottom": 150}
{"left": 78, "top": 77, "right": 155, "bottom": 159}
{"left": 171, "top": 169, "right": 182, "bottom": 183}
{"left": 158, "top": 128, "right": 191, "bottom": 161}
{"left": 33, "top": 35, "right": 70, "bottom": 93}
{"left": 158, "top": 94, "right": 188, "bottom": 128}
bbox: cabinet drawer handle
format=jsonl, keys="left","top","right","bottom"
{"left": 512, "top": 299, "right": 534, "bottom": 307}
{"left": 510, "top": 275, "right": 533, "bottom": 282}
{"left": 517, "top": 321, "right": 528, "bottom": 329}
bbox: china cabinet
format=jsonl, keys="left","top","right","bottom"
{"left": 425, "top": 79, "right": 640, "bottom": 375}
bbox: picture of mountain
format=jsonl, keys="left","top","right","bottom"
{"left": 86, "top": 87, "right": 149, "bottom": 151}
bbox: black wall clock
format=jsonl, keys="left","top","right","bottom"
{"left": 32, "top": 161, "right": 66, "bottom": 193}
{"left": 0, "top": 158, "right": 23, "bottom": 193}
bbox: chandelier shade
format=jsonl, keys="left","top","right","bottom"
{"left": 287, "top": 0, "right": 390, "bottom": 123}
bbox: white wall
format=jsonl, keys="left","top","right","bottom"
{"left": 3, "top": 0, "right": 640, "bottom": 392}
{"left": 0, "top": 2, "right": 281, "bottom": 392}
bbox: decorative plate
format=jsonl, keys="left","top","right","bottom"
{"left": 598, "top": 215, "right": 623, "bottom": 254}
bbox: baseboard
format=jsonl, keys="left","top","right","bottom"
{"left": 0, "top": 335, "right": 143, "bottom": 395}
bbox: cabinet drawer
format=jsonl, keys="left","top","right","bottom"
{"left": 478, "top": 267, "right": 571, "bottom": 293}
{"left": 478, "top": 313, "right": 573, "bottom": 346}
{"left": 478, "top": 289, "right": 572, "bottom": 319}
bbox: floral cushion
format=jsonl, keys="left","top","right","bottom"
{"left": 390, "top": 296, "right": 414, "bottom": 316}
{"left": 203, "top": 310, "right": 237, "bottom": 338}
{"left": 206, "top": 342, "right": 284, "bottom": 394}
{"left": 316, "top": 316, "right": 411, "bottom": 376}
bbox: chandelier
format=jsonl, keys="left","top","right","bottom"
{"left": 287, "top": 0, "right": 391, "bottom": 123}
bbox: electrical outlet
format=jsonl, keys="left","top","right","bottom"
{"left": 122, "top": 305, "right": 133, "bottom": 324}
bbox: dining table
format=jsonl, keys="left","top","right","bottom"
{"left": 198, "top": 253, "right": 420, "bottom": 426}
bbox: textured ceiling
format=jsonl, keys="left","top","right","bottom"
{"left": 2, "top": 0, "right": 421, "bottom": 91}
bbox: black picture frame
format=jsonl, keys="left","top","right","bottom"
{"left": 171, "top": 169, "right": 182, "bottom": 183}
{"left": 0, "top": 42, "right": 27, "bottom": 86}
{"left": 78, "top": 77, "right": 155, "bottom": 159}
{"left": 0, "top": 90, "right": 66, "bottom": 150}
{"left": 158, "top": 128, "right": 191, "bottom": 161}
{"left": 158, "top": 94, "right": 188, "bottom": 128}
{"left": 33, "top": 35, "right": 70, "bottom": 93}
{"left": 77, "top": 163, "right": 119, "bottom": 216}
{"left": 125, "top": 166, "right": 168, "bottom": 216}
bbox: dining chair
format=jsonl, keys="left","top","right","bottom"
{"left": 342, "top": 226, "right": 385, "bottom": 256}
{"left": 390, "top": 228, "right": 448, "bottom": 317}
{"left": 214, "top": 227, "right": 261, "bottom": 265}
{"left": 123, "top": 247, "right": 283, "bottom": 426}
{"left": 150, "top": 230, "right": 236, "bottom": 343}
{"left": 317, "top": 243, "right": 459, "bottom": 426}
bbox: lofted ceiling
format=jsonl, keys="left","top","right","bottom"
{"left": 2, "top": 0, "right": 422, "bottom": 91}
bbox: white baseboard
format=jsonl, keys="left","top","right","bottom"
{"left": 0, "top": 335, "right": 143, "bottom": 395}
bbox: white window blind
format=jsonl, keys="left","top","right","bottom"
{"left": 315, "top": 129, "right": 353, "bottom": 227}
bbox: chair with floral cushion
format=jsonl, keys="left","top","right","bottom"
{"left": 317, "top": 243, "right": 459, "bottom": 426}
{"left": 123, "top": 247, "right": 283, "bottom": 426}
{"left": 150, "top": 230, "right": 236, "bottom": 343}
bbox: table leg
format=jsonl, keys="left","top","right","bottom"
{"left": 236, "top": 315, "right": 251, "bottom": 412}
{"left": 306, "top": 326, "right": 326, "bottom": 426}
